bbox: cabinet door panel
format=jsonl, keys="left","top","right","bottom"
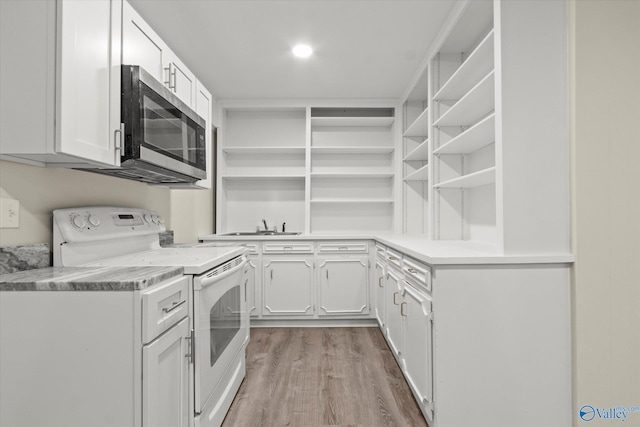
{"left": 142, "top": 317, "right": 189, "bottom": 427}
{"left": 385, "top": 269, "right": 403, "bottom": 357}
{"left": 318, "top": 258, "right": 369, "bottom": 316}
{"left": 403, "top": 284, "right": 433, "bottom": 418}
{"left": 57, "top": 0, "right": 121, "bottom": 166}
{"left": 170, "top": 60, "right": 196, "bottom": 107}
{"left": 375, "top": 260, "right": 386, "bottom": 327}
{"left": 263, "top": 257, "right": 313, "bottom": 316}
{"left": 245, "top": 257, "right": 260, "bottom": 317}
{"left": 122, "top": 1, "right": 164, "bottom": 82}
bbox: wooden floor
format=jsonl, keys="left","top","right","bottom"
{"left": 221, "top": 327, "right": 429, "bottom": 427}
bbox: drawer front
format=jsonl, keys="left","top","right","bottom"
{"left": 403, "top": 256, "right": 431, "bottom": 292}
{"left": 263, "top": 242, "right": 314, "bottom": 254}
{"left": 318, "top": 242, "right": 369, "bottom": 254}
{"left": 142, "top": 275, "right": 189, "bottom": 344}
{"left": 386, "top": 248, "right": 403, "bottom": 270}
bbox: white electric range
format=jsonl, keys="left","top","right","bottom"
{"left": 53, "top": 206, "right": 248, "bottom": 427}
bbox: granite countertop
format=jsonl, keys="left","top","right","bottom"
{"left": 0, "top": 266, "right": 184, "bottom": 291}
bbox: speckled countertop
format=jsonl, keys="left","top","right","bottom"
{"left": 0, "top": 266, "right": 184, "bottom": 291}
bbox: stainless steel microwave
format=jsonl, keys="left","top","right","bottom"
{"left": 84, "top": 65, "right": 207, "bottom": 184}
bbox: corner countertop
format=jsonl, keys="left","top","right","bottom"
{"left": 198, "top": 233, "right": 575, "bottom": 265}
{"left": 0, "top": 266, "right": 184, "bottom": 291}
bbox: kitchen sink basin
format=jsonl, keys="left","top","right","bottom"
{"left": 221, "top": 231, "right": 301, "bottom": 236}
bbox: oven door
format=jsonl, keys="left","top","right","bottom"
{"left": 193, "top": 256, "right": 248, "bottom": 414}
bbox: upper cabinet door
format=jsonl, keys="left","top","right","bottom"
{"left": 194, "top": 80, "right": 213, "bottom": 188}
{"left": 122, "top": 0, "right": 165, "bottom": 83}
{"left": 57, "top": 0, "right": 122, "bottom": 166}
{"left": 166, "top": 54, "right": 197, "bottom": 108}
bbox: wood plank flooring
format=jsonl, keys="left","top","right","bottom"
{"left": 221, "top": 327, "right": 429, "bottom": 427}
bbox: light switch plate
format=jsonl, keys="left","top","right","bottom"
{"left": 0, "top": 198, "right": 19, "bottom": 228}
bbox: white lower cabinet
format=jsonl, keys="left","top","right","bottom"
{"left": 262, "top": 256, "right": 314, "bottom": 316}
{"left": 245, "top": 255, "right": 260, "bottom": 317}
{"left": 142, "top": 317, "right": 190, "bottom": 427}
{"left": 317, "top": 256, "right": 369, "bottom": 316}
{"left": 384, "top": 267, "right": 404, "bottom": 357}
{"left": 374, "top": 256, "right": 386, "bottom": 327}
{"left": 401, "top": 282, "right": 434, "bottom": 422}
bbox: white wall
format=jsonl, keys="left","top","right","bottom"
{"left": 571, "top": 1, "right": 640, "bottom": 425}
{"left": 0, "top": 160, "right": 213, "bottom": 246}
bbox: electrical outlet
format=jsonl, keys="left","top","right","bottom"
{"left": 0, "top": 198, "right": 19, "bottom": 228}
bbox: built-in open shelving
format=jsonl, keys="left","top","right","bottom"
{"left": 310, "top": 199, "right": 394, "bottom": 204}
{"left": 310, "top": 116, "right": 394, "bottom": 128}
{"left": 433, "top": 30, "right": 494, "bottom": 101}
{"left": 403, "top": 140, "right": 429, "bottom": 161}
{"left": 404, "top": 164, "right": 430, "bottom": 182}
{"left": 222, "top": 147, "right": 306, "bottom": 154}
{"left": 222, "top": 174, "right": 306, "bottom": 180}
{"left": 310, "top": 146, "right": 394, "bottom": 155}
{"left": 434, "top": 114, "right": 495, "bottom": 155}
{"left": 433, "top": 167, "right": 495, "bottom": 189}
{"left": 403, "top": 108, "right": 429, "bottom": 139}
{"left": 434, "top": 71, "right": 495, "bottom": 127}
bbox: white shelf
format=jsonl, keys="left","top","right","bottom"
{"left": 403, "top": 108, "right": 429, "bottom": 138}
{"left": 404, "top": 164, "right": 430, "bottom": 182}
{"left": 310, "top": 199, "right": 394, "bottom": 204}
{"left": 433, "top": 71, "right": 495, "bottom": 127}
{"left": 310, "top": 172, "right": 394, "bottom": 179}
{"left": 222, "top": 146, "right": 305, "bottom": 154}
{"left": 311, "top": 117, "right": 394, "bottom": 127}
{"left": 434, "top": 114, "right": 495, "bottom": 155}
{"left": 433, "top": 167, "right": 495, "bottom": 189}
{"left": 403, "top": 139, "right": 429, "bottom": 161}
{"left": 434, "top": 30, "right": 494, "bottom": 101}
{"left": 311, "top": 146, "right": 394, "bottom": 154}
{"left": 222, "top": 174, "right": 306, "bottom": 180}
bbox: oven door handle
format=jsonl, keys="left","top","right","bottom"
{"left": 199, "top": 256, "right": 247, "bottom": 289}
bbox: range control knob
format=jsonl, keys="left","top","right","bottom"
{"left": 70, "top": 214, "right": 86, "bottom": 229}
{"left": 87, "top": 214, "right": 101, "bottom": 227}
{"left": 143, "top": 213, "right": 153, "bottom": 223}
{"left": 151, "top": 215, "right": 159, "bottom": 224}
{"left": 158, "top": 216, "right": 165, "bottom": 225}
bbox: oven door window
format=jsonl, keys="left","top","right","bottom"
{"left": 209, "top": 286, "right": 241, "bottom": 367}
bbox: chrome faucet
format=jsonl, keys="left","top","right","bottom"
{"left": 262, "top": 219, "right": 268, "bottom": 231}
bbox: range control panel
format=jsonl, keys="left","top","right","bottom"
{"left": 53, "top": 207, "right": 166, "bottom": 243}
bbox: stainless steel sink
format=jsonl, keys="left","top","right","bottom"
{"left": 221, "top": 231, "right": 301, "bottom": 236}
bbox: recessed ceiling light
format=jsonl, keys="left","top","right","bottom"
{"left": 292, "top": 44, "right": 313, "bottom": 58}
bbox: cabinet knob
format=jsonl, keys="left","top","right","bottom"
{"left": 407, "top": 268, "right": 417, "bottom": 274}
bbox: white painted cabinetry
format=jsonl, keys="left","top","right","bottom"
{"left": 318, "top": 258, "right": 369, "bottom": 316}
{"left": 374, "top": 244, "right": 387, "bottom": 328}
{"left": 122, "top": 1, "right": 196, "bottom": 108}
{"left": 401, "top": 283, "right": 434, "bottom": 422}
{"left": 0, "top": 273, "right": 191, "bottom": 427}
{"left": 0, "top": 0, "right": 122, "bottom": 167}
{"left": 142, "top": 317, "right": 190, "bottom": 427}
{"left": 384, "top": 264, "right": 404, "bottom": 357}
{"left": 263, "top": 256, "right": 314, "bottom": 316}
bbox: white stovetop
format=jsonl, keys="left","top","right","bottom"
{"left": 87, "top": 246, "right": 245, "bottom": 275}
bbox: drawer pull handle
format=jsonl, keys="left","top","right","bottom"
{"left": 393, "top": 292, "right": 399, "bottom": 305}
{"left": 162, "top": 300, "right": 186, "bottom": 313}
{"left": 378, "top": 276, "right": 384, "bottom": 287}
{"left": 401, "top": 302, "right": 407, "bottom": 317}
{"left": 407, "top": 268, "right": 417, "bottom": 274}
{"left": 388, "top": 256, "right": 398, "bottom": 261}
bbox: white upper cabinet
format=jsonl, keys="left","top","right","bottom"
{"left": 122, "top": 1, "right": 196, "bottom": 108}
{"left": 0, "top": 0, "right": 123, "bottom": 167}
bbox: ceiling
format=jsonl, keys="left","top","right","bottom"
{"left": 128, "top": 0, "right": 457, "bottom": 100}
